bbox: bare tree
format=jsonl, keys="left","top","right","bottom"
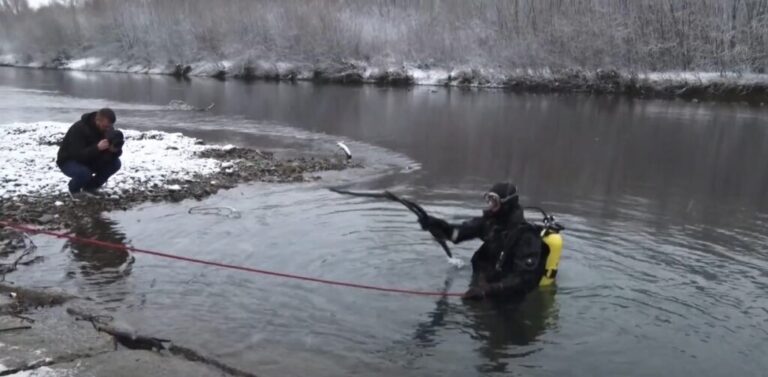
{"left": 0, "top": 0, "right": 29, "bottom": 15}
{"left": 0, "top": 0, "right": 765, "bottom": 73}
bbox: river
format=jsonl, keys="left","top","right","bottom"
{"left": 1, "top": 67, "right": 767, "bottom": 377}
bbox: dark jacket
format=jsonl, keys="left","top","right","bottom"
{"left": 57, "top": 112, "right": 120, "bottom": 168}
{"left": 443, "top": 200, "right": 547, "bottom": 298}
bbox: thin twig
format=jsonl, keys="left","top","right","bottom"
{"left": 0, "top": 242, "right": 36, "bottom": 281}
{"left": 9, "top": 313, "right": 36, "bottom": 323}
{"left": 0, "top": 325, "right": 32, "bottom": 333}
{"left": 21, "top": 233, "right": 37, "bottom": 249}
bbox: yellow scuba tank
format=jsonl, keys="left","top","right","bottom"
{"left": 539, "top": 230, "right": 563, "bottom": 287}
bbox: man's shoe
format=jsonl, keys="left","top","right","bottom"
{"left": 68, "top": 191, "right": 81, "bottom": 202}
{"left": 68, "top": 190, "right": 99, "bottom": 201}
{"left": 82, "top": 189, "right": 101, "bottom": 198}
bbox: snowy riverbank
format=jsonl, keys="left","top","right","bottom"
{"left": 0, "top": 121, "right": 355, "bottom": 226}
{"left": 2, "top": 55, "right": 767, "bottom": 103}
{"left": 0, "top": 122, "right": 222, "bottom": 200}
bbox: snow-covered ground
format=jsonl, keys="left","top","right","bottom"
{"left": 0, "top": 122, "right": 227, "bottom": 199}
{"left": 62, "top": 57, "right": 102, "bottom": 70}
{"left": 639, "top": 71, "right": 768, "bottom": 85}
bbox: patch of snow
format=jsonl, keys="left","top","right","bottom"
{"left": 221, "top": 144, "right": 236, "bottom": 151}
{"left": 165, "top": 184, "right": 182, "bottom": 191}
{"left": 102, "top": 59, "right": 124, "bottom": 71}
{"left": 640, "top": 71, "right": 768, "bottom": 85}
{"left": 63, "top": 57, "right": 102, "bottom": 70}
{"left": 409, "top": 67, "right": 450, "bottom": 86}
{"left": 361, "top": 66, "right": 379, "bottom": 81}
{"left": 166, "top": 100, "right": 197, "bottom": 111}
{"left": 0, "top": 54, "right": 43, "bottom": 69}
{"left": 27, "top": 61, "right": 45, "bottom": 69}
{"left": 147, "top": 64, "right": 171, "bottom": 75}
{"left": 3, "top": 366, "right": 68, "bottom": 377}
{"left": 0, "top": 122, "right": 222, "bottom": 199}
{"left": 188, "top": 61, "right": 220, "bottom": 76}
{"left": 275, "top": 62, "right": 295, "bottom": 75}
{"left": 0, "top": 54, "right": 17, "bottom": 65}
{"left": 295, "top": 67, "right": 314, "bottom": 80}
{"left": 254, "top": 60, "right": 278, "bottom": 76}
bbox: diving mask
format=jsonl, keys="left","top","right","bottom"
{"left": 483, "top": 191, "right": 519, "bottom": 212}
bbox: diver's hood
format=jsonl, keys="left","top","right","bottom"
{"left": 488, "top": 182, "right": 517, "bottom": 200}
{"left": 483, "top": 182, "right": 520, "bottom": 218}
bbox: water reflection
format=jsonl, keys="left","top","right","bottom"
{"left": 410, "top": 278, "right": 558, "bottom": 374}
{"left": 63, "top": 212, "right": 134, "bottom": 304}
{"left": 464, "top": 290, "right": 556, "bottom": 374}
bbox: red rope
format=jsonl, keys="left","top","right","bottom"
{"left": 0, "top": 220, "right": 463, "bottom": 297}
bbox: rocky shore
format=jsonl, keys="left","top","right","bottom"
{"left": 2, "top": 146, "right": 354, "bottom": 229}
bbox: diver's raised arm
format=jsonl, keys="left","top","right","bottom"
{"left": 419, "top": 216, "right": 484, "bottom": 244}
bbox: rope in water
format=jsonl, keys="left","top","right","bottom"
{"left": 0, "top": 220, "right": 464, "bottom": 297}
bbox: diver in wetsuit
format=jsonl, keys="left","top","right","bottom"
{"left": 419, "top": 183, "right": 547, "bottom": 300}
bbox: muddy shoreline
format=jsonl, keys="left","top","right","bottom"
{"left": 1, "top": 60, "right": 767, "bottom": 105}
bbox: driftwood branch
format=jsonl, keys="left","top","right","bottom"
{"left": 93, "top": 323, "right": 170, "bottom": 351}
{"left": 0, "top": 231, "right": 38, "bottom": 281}
{"left": 65, "top": 307, "right": 257, "bottom": 376}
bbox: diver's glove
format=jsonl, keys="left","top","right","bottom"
{"left": 418, "top": 215, "right": 452, "bottom": 235}
{"left": 462, "top": 287, "right": 486, "bottom": 300}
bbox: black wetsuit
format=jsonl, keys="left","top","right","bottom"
{"left": 449, "top": 208, "right": 547, "bottom": 298}
{"left": 427, "top": 186, "right": 547, "bottom": 299}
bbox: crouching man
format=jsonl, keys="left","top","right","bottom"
{"left": 56, "top": 108, "right": 124, "bottom": 197}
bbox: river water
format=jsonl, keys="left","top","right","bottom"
{"left": 1, "top": 67, "right": 767, "bottom": 377}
